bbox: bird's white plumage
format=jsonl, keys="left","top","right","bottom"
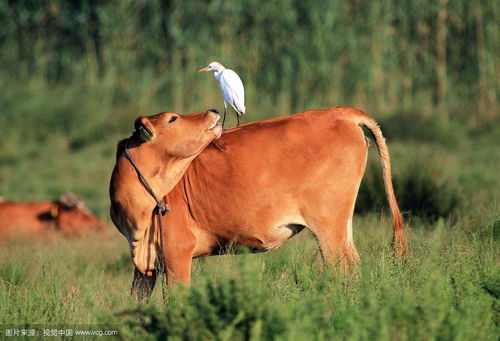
{"left": 199, "top": 61, "right": 246, "bottom": 124}
{"left": 217, "top": 69, "right": 245, "bottom": 115}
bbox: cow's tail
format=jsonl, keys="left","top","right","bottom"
{"left": 355, "top": 113, "right": 407, "bottom": 257}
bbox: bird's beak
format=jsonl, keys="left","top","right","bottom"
{"left": 198, "top": 66, "right": 210, "bottom": 72}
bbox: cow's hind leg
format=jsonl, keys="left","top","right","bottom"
{"left": 131, "top": 269, "right": 157, "bottom": 301}
{"left": 306, "top": 203, "right": 360, "bottom": 273}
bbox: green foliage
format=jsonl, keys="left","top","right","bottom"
{"left": 379, "top": 111, "right": 468, "bottom": 148}
{"left": 112, "top": 211, "right": 498, "bottom": 340}
{"left": 1, "top": 211, "right": 497, "bottom": 340}
{"left": 394, "top": 161, "right": 460, "bottom": 222}
{"left": 356, "top": 150, "right": 461, "bottom": 222}
{"left": 121, "top": 275, "right": 287, "bottom": 340}
{"left": 0, "top": 0, "right": 498, "bottom": 120}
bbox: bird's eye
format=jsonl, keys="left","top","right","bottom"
{"left": 168, "top": 116, "right": 178, "bottom": 123}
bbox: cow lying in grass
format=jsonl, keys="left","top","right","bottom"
{"left": 0, "top": 192, "right": 103, "bottom": 238}
{"left": 109, "top": 107, "right": 406, "bottom": 299}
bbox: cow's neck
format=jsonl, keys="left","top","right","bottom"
{"left": 120, "top": 142, "right": 196, "bottom": 209}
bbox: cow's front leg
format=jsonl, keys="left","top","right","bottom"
{"left": 164, "top": 248, "right": 194, "bottom": 287}
{"left": 131, "top": 268, "right": 157, "bottom": 301}
{"left": 163, "top": 219, "right": 197, "bottom": 287}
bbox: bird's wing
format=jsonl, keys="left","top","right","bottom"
{"left": 219, "top": 69, "right": 246, "bottom": 115}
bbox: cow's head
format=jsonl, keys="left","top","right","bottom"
{"left": 116, "top": 109, "right": 222, "bottom": 203}
{"left": 51, "top": 193, "right": 103, "bottom": 235}
{"left": 132, "top": 109, "right": 222, "bottom": 159}
{"left": 110, "top": 109, "right": 222, "bottom": 276}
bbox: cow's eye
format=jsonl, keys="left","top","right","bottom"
{"left": 168, "top": 116, "right": 178, "bottom": 124}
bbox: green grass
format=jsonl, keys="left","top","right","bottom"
{"left": 0, "top": 210, "right": 498, "bottom": 340}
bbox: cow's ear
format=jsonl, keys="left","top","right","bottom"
{"left": 49, "top": 203, "right": 59, "bottom": 218}
{"left": 59, "top": 192, "right": 80, "bottom": 208}
{"left": 134, "top": 116, "right": 155, "bottom": 142}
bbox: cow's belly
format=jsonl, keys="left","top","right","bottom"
{"left": 240, "top": 211, "right": 307, "bottom": 248}
{"left": 195, "top": 211, "right": 307, "bottom": 256}
{"left": 238, "top": 222, "right": 306, "bottom": 252}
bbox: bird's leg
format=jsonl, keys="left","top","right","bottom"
{"left": 222, "top": 103, "right": 227, "bottom": 129}
{"left": 236, "top": 113, "right": 240, "bottom": 127}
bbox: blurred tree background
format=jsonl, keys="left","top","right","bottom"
{"left": 0, "top": 0, "right": 498, "bottom": 219}
{"left": 1, "top": 0, "right": 497, "bottom": 119}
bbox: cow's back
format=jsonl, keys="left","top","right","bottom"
{"left": 0, "top": 201, "right": 54, "bottom": 237}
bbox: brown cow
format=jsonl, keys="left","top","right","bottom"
{"left": 0, "top": 192, "right": 103, "bottom": 237}
{"left": 109, "top": 107, "right": 406, "bottom": 298}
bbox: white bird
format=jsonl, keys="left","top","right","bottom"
{"left": 198, "top": 61, "right": 246, "bottom": 127}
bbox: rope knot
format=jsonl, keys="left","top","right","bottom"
{"left": 156, "top": 201, "right": 171, "bottom": 215}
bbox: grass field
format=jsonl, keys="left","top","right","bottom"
{"left": 0, "top": 209, "right": 498, "bottom": 339}
{"left": 0, "top": 0, "right": 499, "bottom": 339}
